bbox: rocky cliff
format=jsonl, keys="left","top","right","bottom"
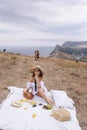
{"left": 50, "top": 41, "right": 87, "bottom": 62}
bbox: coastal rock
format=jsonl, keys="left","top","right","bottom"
{"left": 50, "top": 41, "right": 87, "bottom": 62}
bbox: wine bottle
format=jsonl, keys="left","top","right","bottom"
{"left": 35, "top": 79, "right": 37, "bottom": 92}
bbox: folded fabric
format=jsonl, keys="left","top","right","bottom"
{"left": 51, "top": 90, "right": 74, "bottom": 109}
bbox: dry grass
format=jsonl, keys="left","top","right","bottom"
{"left": 0, "top": 52, "right": 87, "bottom": 130}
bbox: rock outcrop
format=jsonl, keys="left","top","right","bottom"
{"left": 50, "top": 41, "right": 87, "bottom": 62}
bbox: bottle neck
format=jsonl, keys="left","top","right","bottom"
{"left": 35, "top": 79, "right": 37, "bottom": 91}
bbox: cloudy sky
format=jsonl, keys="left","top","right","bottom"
{"left": 0, "top": 0, "right": 87, "bottom": 46}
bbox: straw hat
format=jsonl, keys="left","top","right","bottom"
{"left": 34, "top": 66, "right": 43, "bottom": 72}
{"left": 29, "top": 65, "right": 43, "bottom": 73}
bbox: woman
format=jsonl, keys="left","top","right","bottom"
{"left": 23, "top": 66, "right": 54, "bottom": 105}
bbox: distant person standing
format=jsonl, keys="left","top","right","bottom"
{"left": 3, "top": 49, "right": 6, "bottom": 52}
{"left": 34, "top": 50, "right": 40, "bottom": 61}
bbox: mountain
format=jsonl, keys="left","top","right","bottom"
{"left": 50, "top": 51, "right": 74, "bottom": 60}
{"left": 62, "top": 41, "right": 87, "bottom": 48}
{"left": 50, "top": 41, "right": 87, "bottom": 62}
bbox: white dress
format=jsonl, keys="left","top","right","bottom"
{"left": 27, "top": 81, "right": 48, "bottom": 95}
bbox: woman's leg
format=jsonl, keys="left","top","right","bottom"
{"left": 37, "top": 88, "right": 54, "bottom": 106}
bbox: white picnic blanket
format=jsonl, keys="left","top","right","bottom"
{"left": 0, "top": 86, "right": 81, "bottom": 130}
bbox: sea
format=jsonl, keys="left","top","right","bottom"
{"left": 0, "top": 46, "right": 54, "bottom": 57}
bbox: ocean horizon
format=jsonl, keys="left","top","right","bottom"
{"left": 0, "top": 46, "right": 54, "bottom": 57}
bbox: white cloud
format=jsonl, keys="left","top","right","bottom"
{"left": 0, "top": 0, "right": 87, "bottom": 46}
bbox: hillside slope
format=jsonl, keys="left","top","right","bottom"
{"left": 50, "top": 42, "right": 87, "bottom": 61}
{"left": 0, "top": 52, "right": 87, "bottom": 130}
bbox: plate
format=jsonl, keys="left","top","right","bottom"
{"left": 43, "top": 104, "right": 53, "bottom": 110}
{"left": 11, "top": 101, "right": 23, "bottom": 107}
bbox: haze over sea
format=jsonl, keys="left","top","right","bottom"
{"left": 0, "top": 46, "right": 54, "bottom": 57}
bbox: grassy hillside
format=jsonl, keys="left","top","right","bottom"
{"left": 0, "top": 52, "right": 87, "bottom": 130}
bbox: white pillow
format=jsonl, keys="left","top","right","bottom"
{"left": 51, "top": 90, "right": 74, "bottom": 109}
